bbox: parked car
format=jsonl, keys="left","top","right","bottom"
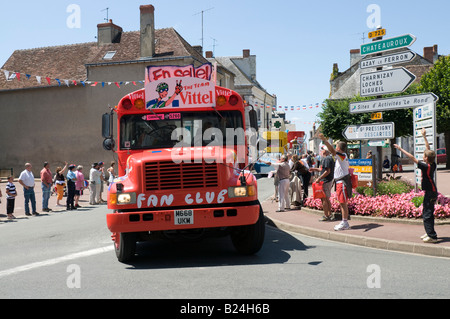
{"left": 437, "top": 148, "right": 447, "bottom": 164}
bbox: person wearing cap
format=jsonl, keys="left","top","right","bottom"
{"left": 66, "top": 164, "right": 77, "bottom": 210}
{"left": 146, "top": 81, "right": 183, "bottom": 109}
{"left": 18, "top": 163, "right": 38, "bottom": 216}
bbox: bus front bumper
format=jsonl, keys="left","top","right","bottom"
{"left": 106, "top": 203, "right": 260, "bottom": 233}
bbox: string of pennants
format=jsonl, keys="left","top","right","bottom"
{"left": 1, "top": 69, "right": 144, "bottom": 88}
{"left": 2, "top": 69, "right": 325, "bottom": 114}
{"left": 253, "top": 101, "right": 325, "bottom": 111}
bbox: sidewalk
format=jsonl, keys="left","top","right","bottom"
{"left": 0, "top": 180, "right": 105, "bottom": 221}
{"left": 263, "top": 199, "right": 450, "bottom": 259}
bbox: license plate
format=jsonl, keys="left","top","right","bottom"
{"left": 174, "top": 209, "right": 194, "bottom": 225}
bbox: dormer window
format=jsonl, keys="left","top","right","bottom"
{"left": 103, "top": 51, "right": 117, "bottom": 60}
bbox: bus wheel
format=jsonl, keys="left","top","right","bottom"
{"left": 230, "top": 203, "right": 265, "bottom": 255}
{"left": 114, "top": 232, "right": 137, "bottom": 263}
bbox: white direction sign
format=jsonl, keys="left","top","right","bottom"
{"left": 360, "top": 67, "right": 416, "bottom": 97}
{"left": 413, "top": 102, "right": 437, "bottom": 185}
{"left": 343, "top": 122, "right": 395, "bottom": 141}
{"left": 360, "top": 51, "right": 416, "bottom": 69}
{"left": 349, "top": 93, "right": 438, "bottom": 114}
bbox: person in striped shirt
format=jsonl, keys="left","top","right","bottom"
{"left": 5, "top": 176, "right": 17, "bottom": 220}
{"left": 394, "top": 128, "right": 438, "bottom": 243}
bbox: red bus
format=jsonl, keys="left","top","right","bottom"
{"left": 102, "top": 64, "right": 264, "bottom": 262}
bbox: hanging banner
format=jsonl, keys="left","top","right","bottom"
{"left": 144, "top": 63, "right": 215, "bottom": 110}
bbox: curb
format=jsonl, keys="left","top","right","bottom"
{"left": 264, "top": 209, "right": 450, "bottom": 259}
{"left": 300, "top": 207, "right": 450, "bottom": 226}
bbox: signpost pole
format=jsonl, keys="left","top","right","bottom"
{"left": 373, "top": 27, "right": 384, "bottom": 183}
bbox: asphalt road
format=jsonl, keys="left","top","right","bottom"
{"left": 0, "top": 177, "right": 449, "bottom": 300}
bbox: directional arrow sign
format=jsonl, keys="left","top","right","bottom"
{"left": 360, "top": 51, "right": 416, "bottom": 69}
{"left": 361, "top": 34, "right": 416, "bottom": 55}
{"left": 349, "top": 93, "right": 438, "bottom": 114}
{"left": 360, "top": 67, "right": 416, "bottom": 97}
{"left": 343, "top": 122, "right": 395, "bottom": 140}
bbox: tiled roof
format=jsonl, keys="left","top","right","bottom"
{"left": 0, "top": 28, "right": 207, "bottom": 91}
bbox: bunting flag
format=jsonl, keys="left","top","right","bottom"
{"left": 1, "top": 68, "right": 325, "bottom": 113}
{"left": 0, "top": 68, "right": 144, "bottom": 89}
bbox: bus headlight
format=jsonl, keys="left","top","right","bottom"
{"left": 228, "top": 186, "right": 256, "bottom": 198}
{"left": 117, "top": 193, "right": 137, "bottom": 205}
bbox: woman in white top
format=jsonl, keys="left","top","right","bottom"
{"left": 318, "top": 134, "right": 351, "bottom": 231}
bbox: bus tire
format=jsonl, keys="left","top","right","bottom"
{"left": 230, "top": 203, "right": 265, "bottom": 255}
{"left": 114, "top": 232, "right": 137, "bottom": 263}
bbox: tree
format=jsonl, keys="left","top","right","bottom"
{"left": 418, "top": 55, "right": 450, "bottom": 168}
{"left": 318, "top": 86, "right": 417, "bottom": 141}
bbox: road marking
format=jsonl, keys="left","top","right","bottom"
{"left": 0, "top": 245, "right": 114, "bottom": 279}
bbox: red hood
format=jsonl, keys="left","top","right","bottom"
{"left": 135, "top": 146, "right": 239, "bottom": 164}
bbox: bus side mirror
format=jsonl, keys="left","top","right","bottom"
{"left": 249, "top": 109, "right": 258, "bottom": 131}
{"left": 102, "top": 113, "right": 113, "bottom": 139}
{"left": 102, "top": 112, "right": 115, "bottom": 151}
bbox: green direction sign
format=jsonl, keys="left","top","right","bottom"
{"left": 361, "top": 34, "right": 416, "bottom": 56}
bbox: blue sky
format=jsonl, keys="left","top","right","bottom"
{"left": 1, "top": 0, "right": 449, "bottom": 135}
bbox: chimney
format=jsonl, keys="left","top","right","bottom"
{"left": 350, "top": 49, "right": 361, "bottom": 67}
{"left": 140, "top": 5, "right": 155, "bottom": 58}
{"left": 424, "top": 45, "right": 438, "bottom": 63}
{"left": 97, "top": 19, "right": 123, "bottom": 45}
{"left": 205, "top": 51, "right": 213, "bottom": 58}
{"left": 242, "top": 49, "right": 256, "bottom": 81}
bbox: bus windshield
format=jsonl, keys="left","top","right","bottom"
{"left": 120, "top": 111, "right": 244, "bottom": 150}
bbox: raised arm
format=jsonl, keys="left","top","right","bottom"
{"left": 421, "top": 128, "right": 430, "bottom": 151}
{"left": 318, "top": 133, "right": 336, "bottom": 156}
{"left": 393, "top": 144, "right": 418, "bottom": 165}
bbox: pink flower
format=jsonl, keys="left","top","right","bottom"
{"left": 303, "top": 191, "right": 450, "bottom": 220}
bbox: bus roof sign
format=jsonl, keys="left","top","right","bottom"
{"left": 145, "top": 63, "right": 216, "bottom": 110}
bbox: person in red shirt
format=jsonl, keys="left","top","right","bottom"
{"left": 40, "top": 162, "right": 53, "bottom": 212}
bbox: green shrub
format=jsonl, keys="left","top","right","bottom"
{"left": 411, "top": 196, "right": 424, "bottom": 208}
{"left": 355, "top": 180, "right": 414, "bottom": 197}
{"left": 376, "top": 180, "right": 414, "bottom": 196}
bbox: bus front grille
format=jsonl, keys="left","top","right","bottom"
{"left": 144, "top": 161, "right": 219, "bottom": 191}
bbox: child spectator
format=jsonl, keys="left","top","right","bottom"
{"left": 6, "top": 176, "right": 17, "bottom": 219}
{"left": 394, "top": 128, "right": 438, "bottom": 243}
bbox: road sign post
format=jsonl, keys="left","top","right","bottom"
{"left": 343, "top": 122, "right": 395, "bottom": 141}
{"left": 349, "top": 93, "right": 439, "bottom": 114}
{"left": 360, "top": 51, "right": 416, "bottom": 69}
{"left": 360, "top": 67, "right": 416, "bottom": 97}
{"left": 413, "top": 102, "right": 437, "bottom": 189}
{"left": 360, "top": 34, "right": 416, "bottom": 56}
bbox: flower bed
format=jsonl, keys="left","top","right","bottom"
{"left": 304, "top": 191, "right": 450, "bottom": 219}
